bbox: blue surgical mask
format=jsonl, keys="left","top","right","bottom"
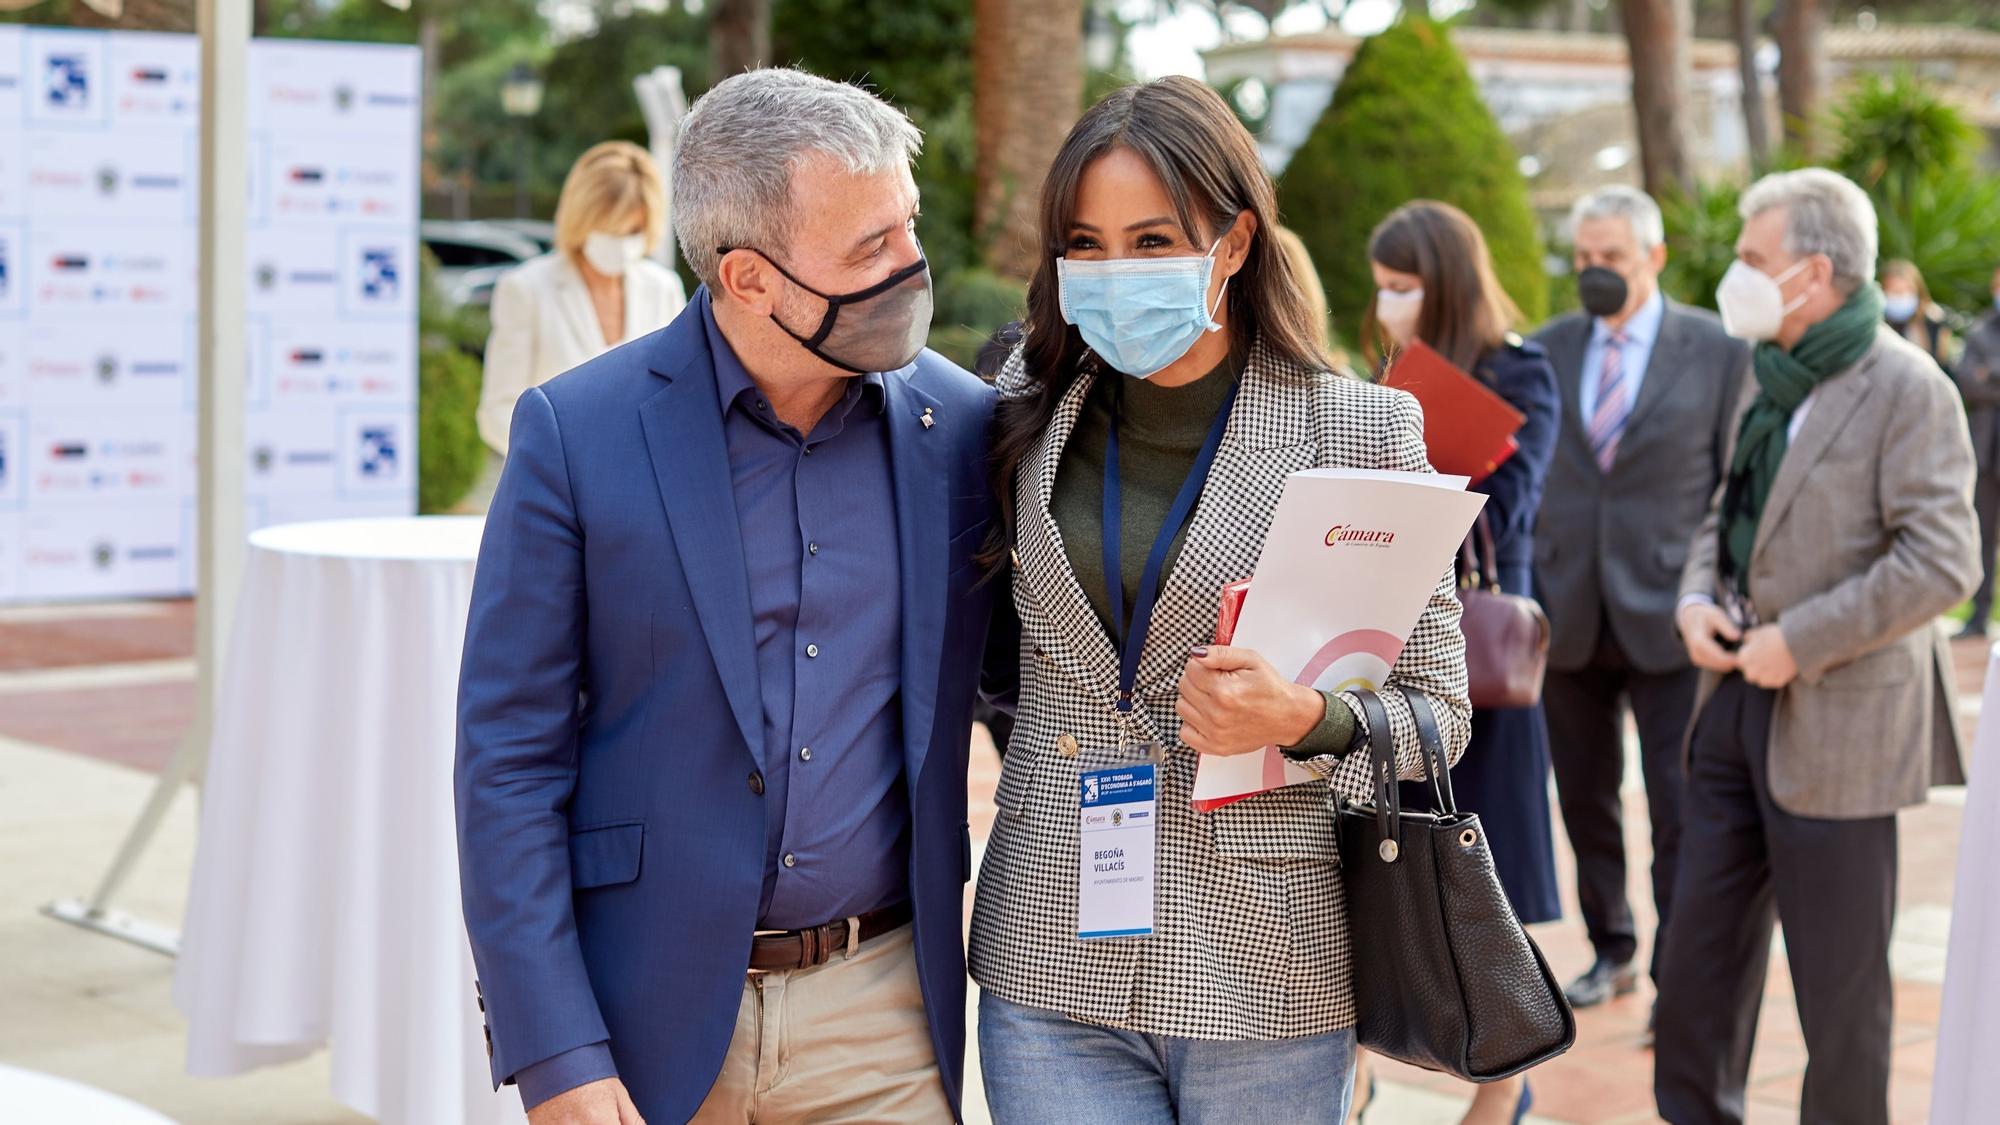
{"left": 1057, "top": 235, "right": 1229, "bottom": 378}
{"left": 1884, "top": 293, "right": 1920, "bottom": 323}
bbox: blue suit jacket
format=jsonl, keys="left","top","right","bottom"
{"left": 455, "top": 295, "right": 998, "bottom": 1122}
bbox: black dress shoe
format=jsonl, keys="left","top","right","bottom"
{"left": 1564, "top": 957, "right": 1639, "bottom": 1008}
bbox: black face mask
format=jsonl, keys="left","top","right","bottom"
{"left": 719, "top": 246, "right": 933, "bottom": 374}
{"left": 1577, "top": 266, "right": 1630, "bottom": 319}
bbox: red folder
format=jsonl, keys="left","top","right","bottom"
{"left": 1381, "top": 339, "right": 1525, "bottom": 484}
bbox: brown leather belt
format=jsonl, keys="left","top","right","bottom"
{"left": 748, "top": 900, "right": 913, "bottom": 973}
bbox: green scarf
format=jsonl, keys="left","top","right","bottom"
{"left": 1719, "top": 282, "right": 1885, "bottom": 589}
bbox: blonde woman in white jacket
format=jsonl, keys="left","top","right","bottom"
{"left": 477, "top": 141, "right": 687, "bottom": 459}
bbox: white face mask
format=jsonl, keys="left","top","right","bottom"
{"left": 583, "top": 232, "right": 646, "bottom": 277}
{"left": 1715, "top": 258, "right": 1810, "bottom": 342}
{"left": 1376, "top": 287, "right": 1423, "bottom": 345}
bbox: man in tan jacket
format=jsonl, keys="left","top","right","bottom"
{"left": 1659, "top": 169, "right": 1979, "bottom": 1125}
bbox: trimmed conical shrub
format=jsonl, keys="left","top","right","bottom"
{"left": 1280, "top": 17, "right": 1547, "bottom": 340}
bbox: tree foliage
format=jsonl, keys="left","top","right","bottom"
{"left": 1279, "top": 17, "right": 1547, "bottom": 343}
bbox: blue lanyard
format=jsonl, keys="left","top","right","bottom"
{"left": 1102, "top": 376, "right": 1240, "bottom": 714}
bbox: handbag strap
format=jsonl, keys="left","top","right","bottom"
{"left": 1457, "top": 510, "right": 1501, "bottom": 593}
{"left": 1398, "top": 686, "right": 1458, "bottom": 815}
{"left": 1351, "top": 689, "right": 1402, "bottom": 857}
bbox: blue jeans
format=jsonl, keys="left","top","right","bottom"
{"left": 978, "top": 992, "right": 1357, "bottom": 1124}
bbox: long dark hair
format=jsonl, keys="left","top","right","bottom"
{"left": 985, "top": 76, "right": 1333, "bottom": 564}
{"left": 1361, "top": 200, "right": 1520, "bottom": 377}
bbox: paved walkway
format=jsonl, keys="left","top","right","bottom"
{"left": 0, "top": 599, "right": 1983, "bottom": 1122}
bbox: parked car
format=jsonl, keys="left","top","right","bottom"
{"left": 484, "top": 219, "right": 557, "bottom": 255}
{"left": 419, "top": 220, "right": 540, "bottom": 300}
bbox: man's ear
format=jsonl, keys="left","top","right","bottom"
{"left": 1647, "top": 240, "right": 1668, "bottom": 277}
{"left": 717, "top": 250, "right": 782, "bottom": 316}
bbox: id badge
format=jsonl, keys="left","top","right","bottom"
{"left": 1076, "top": 740, "right": 1161, "bottom": 941}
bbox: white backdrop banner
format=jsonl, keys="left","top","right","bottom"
{"left": 0, "top": 28, "right": 421, "bottom": 601}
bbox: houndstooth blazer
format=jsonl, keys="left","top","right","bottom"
{"left": 968, "top": 335, "right": 1472, "bottom": 1040}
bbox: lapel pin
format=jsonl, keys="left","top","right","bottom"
{"left": 920, "top": 406, "right": 936, "bottom": 430}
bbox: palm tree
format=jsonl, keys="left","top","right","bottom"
{"left": 710, "top": 0, "right": 771, "bottom": 80}
{"left": 1774, "top": 0, "right": 1826, "bottom": 153}
{"left": 1620, "top": 0, "right": 1695, "bottom": 197}
{"left": 973, "top": 0, "right": 1085, "bottom": 279}
{"left": 1732, "top": 0, "right": 1773, "bottom": 172}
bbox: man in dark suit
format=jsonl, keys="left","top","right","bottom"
{"left": 1952, "top": 264, "right": 2000, "bottom": 639}
{"left": 1532, "top": 186, "right": 1749, "bottom": 1013}
{"left": 455, "top": 68, "right": 998, "bottom": 1125}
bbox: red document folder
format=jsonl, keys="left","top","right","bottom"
{"left": 1381, "top": 339, "right": 1525, "bottom": 483}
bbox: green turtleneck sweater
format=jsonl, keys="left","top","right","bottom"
{"left": 1050, "top": 354, "right": 1355, "bottom": 758}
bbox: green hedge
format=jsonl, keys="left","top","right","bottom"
{"left": 1279, "top": 17, "right": 1547, "bottom": 339}
{"left": 416, "top": 247, "right": 489, "bottom": 514}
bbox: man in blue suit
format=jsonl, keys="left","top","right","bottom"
{"left": 456, "top": 68, "right": 999, "bottom": 1125}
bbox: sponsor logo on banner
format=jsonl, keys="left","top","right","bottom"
{"left": 96, "top": 165, "right": 119, "bottom": 197}
{"left": 95, "top": 354, "right": 117, "bottom": 385}
{"left": 357, "top": 425, "right": 397, "bottom": 477}
{"left": 45, "top": 54, "right": 89, "bottom": 109}
{"left": 252, "top": 446, "right": 274, "bottom": 474}
{"left": 359, "top": 247, "right": 399, "bottom": 301}
{"left": 92, "top": 541, "right": 114, "bottom": 570}
{"left": 255, "top": 261, "right": 278, "bottom": 292}
{"left": 333, "top": 84, "right": 355, "bottom": 112}
{"left": 0, "top": 235, "right": 9, "bottom": 299}
{"left": 1324, "top": 524, "right": 1396, "bottom": 548}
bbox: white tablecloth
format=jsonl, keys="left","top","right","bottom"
{"left": 174, "top": 517, "right": 525, "bottom": 1125}
{"left": 1934, "top": 642, "right": 2000, "bottom": 1119}
{"left": 0, "top": 1064, "right": 178, "bottom": 1124}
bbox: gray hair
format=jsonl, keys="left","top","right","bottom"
{"left": 673, "top": 67, "right": 923, "bottom": 288}
{"left": 1570, "top": 185, "right": 1665, "bottom": 251}
{"left": 1738, "top": 168, "right": 1879, "bottom": 293}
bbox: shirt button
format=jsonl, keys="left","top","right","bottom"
{"left": 748, "top": 771, "right": 765, "bottom": 796}
{"left": 783, "top": 853, "right": 797, "bottom": 868}
{"left": 799, "top": 746, "right": 813, "bottom": 762}
{"left": 806, "top": 643, "right": 819, "bottom": 658}
{"left": 808, "top": 542, "right": 819, "bottom": 556}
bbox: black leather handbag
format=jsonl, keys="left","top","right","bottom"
{"left": 1337, "top": 687, "right": 1575, "bottom": 1081}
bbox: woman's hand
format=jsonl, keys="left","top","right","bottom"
{"left": 1175, "top": 645, "right": 1324, "bottom": 756}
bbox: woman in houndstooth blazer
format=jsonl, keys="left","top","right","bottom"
{"left": 970, "top": 78, "right": 1472, "bottom": 1124}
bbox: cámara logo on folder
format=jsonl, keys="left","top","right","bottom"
{"left": 1324, "top": 524, "right": 1396, "bottom": 548}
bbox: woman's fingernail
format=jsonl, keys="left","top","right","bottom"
{"left": 1189, "top": 646, "right": 1210, "bottom": 658}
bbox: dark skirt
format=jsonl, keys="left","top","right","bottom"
{"left": 1400, "top": 562, "right": 1562, "bottom": 925}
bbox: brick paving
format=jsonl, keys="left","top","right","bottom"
{"left": 3, "top": 599, "right": 1985, "bottom": 1123}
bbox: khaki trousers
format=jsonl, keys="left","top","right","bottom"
{"left": 690, "top": 924, "right": 952, "bottom": 1124}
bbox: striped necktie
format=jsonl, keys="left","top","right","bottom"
{"left": 1588, "top": 330, "right": 1629, "bottom": 472}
